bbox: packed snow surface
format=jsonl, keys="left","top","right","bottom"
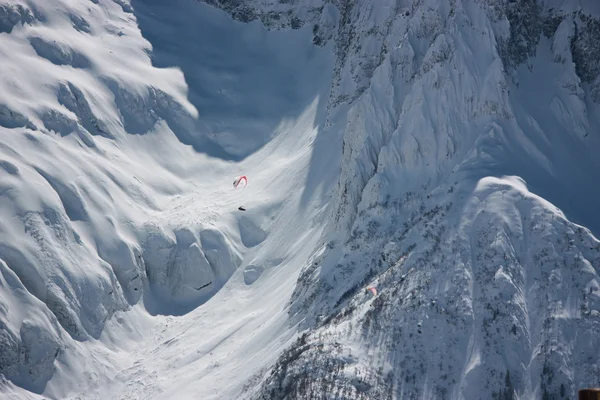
{"left": 0, "top": 0, "right": 599, "bottom": 399}
{"left": 0, "top": 0, "right": 335, "bottom": 398}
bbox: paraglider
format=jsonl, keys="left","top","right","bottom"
{"left": 366, "top": 286, "right": 377, "bottom": 297}
{"left": 233, "top": 175, "right": 248, "bottom": 210}
{"left": 233, "top": 175, "right": 247, "bottom": 188}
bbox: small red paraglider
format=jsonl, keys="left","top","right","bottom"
{"left": 233, "top": 175, "right": 247, "bottom": 188}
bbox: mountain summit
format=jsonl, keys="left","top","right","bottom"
{"left": 0, "top": 0, "right": 599, "bottom": 399}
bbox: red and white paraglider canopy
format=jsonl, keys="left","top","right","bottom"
{"left": 233, "top": 175, "right": 247, "bottom": 188}
{"left": 367, "top": 286, "right": 378, "bottom": 297}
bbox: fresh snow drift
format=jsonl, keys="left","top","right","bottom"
{"left": 0, "top": 0, "right": 600, "bottom": 399}
{"left": 0, "top": 0, "right": 334, "bottom": 398}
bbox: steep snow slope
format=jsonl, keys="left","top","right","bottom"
{"left": 199, "top": 0, "right": 600, "bottom": 399}
{"left": 2, "top": 0, "right": 600, "bottom": 399}
{"left": 0, "top": 0, "right": 335, "bottom": 399}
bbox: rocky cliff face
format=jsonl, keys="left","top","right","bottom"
{"left": 0, "top": 0, "right": 599, "bottom": 397}
{"left": 200, "top": 0, "right": 600, "bottom": 398}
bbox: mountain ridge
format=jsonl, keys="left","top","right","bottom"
{"left": 0, "top": 0, "right": 599, "bottom": 399}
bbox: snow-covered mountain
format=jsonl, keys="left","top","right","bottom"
{"left": 0, "top": 0, "right": 599, "bottom": 399}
